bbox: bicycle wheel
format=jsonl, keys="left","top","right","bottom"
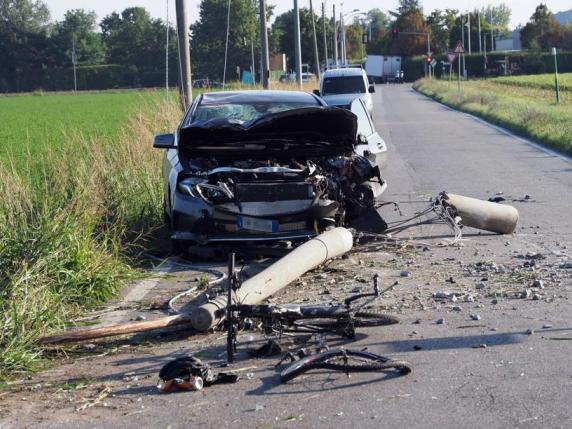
{"left": 353, "top": 311, "right": 399, "bottom": 327}
{"left": 280, "top": 349, "right": 412, "bottom": 383}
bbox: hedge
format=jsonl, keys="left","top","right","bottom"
{"left": 0, "top": 65, "right": 180, "bottom": 93}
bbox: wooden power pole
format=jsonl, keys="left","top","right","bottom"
{"left": 175, "top": 0, "right": 192, "bottom": 109}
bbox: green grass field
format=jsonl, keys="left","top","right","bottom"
{"left": 0, "top": 90, "right": 168, "bottom": 170}
{"left": 493, "top": 73, "right": 572, "bottom": 92}
{"left": 414, "top": 73, "right": 572, "bottom": 155}
{"left": 0, "top": 89, "right": 182, "bottom": 379}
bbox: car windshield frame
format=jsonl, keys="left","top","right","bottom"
{"left": 322, "top": 76, "right": 366, "bottom": 96}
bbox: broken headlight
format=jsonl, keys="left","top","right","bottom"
{"left": 178, "top": 177, "right": 234, "bottom": 203}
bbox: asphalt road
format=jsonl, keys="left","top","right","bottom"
{"left": 4, "top": 85, "right": 572, "bottom": 429}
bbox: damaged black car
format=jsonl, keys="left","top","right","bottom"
{"left": 153, "top": 91, "right": 387, "bottom": 253}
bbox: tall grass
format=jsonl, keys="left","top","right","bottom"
{"left": 0, "top": 97, "right": 181, "bottom": 379}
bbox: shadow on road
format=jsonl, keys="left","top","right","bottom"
{"left": 371, "top": 330, "right": 530, "bottom": 352}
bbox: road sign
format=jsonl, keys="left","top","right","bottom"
{"left": 447, "top": 52, "right": 457, "bottom": 63}
{"left": 454, "top": 41, "right": 465, "bottom": 54}
{"left": 430, "top": 59, "right": 437, "bottom": 67}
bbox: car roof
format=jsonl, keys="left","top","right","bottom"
{"left": 322, "top": 68, "right": 365, "bottom": 78}
{"left": 199, "top": 90, "right": 320, "bottom": 105}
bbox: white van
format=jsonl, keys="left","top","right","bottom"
{"left": 315, "top": 68, "right": 375, "bottom": 117}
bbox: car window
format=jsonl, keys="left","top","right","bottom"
{"left": 192, "top": 102, "right": 317, "bottom": 124}
{"left": 322, "top": 76, "right": 366, "bottom": 95}
{"left": 350, "top": 99, "right": 374, "bottom": 137}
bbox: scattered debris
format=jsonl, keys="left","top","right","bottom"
{"left": 475, "top": 282, "right": 486, "bottom": 290}
{"left": 400, "top": 270, "right": 412, "bottom": 278}
{"left": 532, "top": 280, "right": 544, "bottom": 289}
{"left": 470, "top": 314, "right": 481, "bottom": 321}
{"left": 526, "top": 329, "right": 535, "bottom": 335}
{"left": 157, "top": 356, "right": 239, "bottom": 393}
{"left": 436, "top": 318, "right": 445, "bottom": 325}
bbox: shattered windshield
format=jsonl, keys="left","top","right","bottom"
{"left": 192, "top": 102, "right": 318, "bottom": 124}
{"left": 322, "top": 76, "right": 366, "bottom": 96}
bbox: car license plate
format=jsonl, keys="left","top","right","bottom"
{"left": 237, "top": 216, "right": 278, "bottom": 233}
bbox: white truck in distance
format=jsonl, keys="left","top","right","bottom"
{"left": 365, "top": 55, "right": 402, "bottom": 83}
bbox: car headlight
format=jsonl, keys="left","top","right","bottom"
{"left": 178, "top": 177, "right": 206, "bottom": 197}
{"left": 178, "top": 177, "right": 234, "bottom": 203}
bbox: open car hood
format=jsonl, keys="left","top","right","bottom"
{"left": 178, "top": 107, "right": 357, "bottom": 151}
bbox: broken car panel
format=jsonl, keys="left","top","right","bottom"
{"left": 154, "top": 90, "right": 388, "bottom": 248}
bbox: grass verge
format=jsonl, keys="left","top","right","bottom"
{"left": 0, "top": 96, "right": 180, "bottom": 380}
{"left": 413, "top": 77, "right": 572, "bottom": 155}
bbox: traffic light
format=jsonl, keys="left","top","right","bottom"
{"left": 426, "top": 55, "right": 433, "bottom": 64}
{"left": 391, "top": 27, "right": 399, "bottom": 39}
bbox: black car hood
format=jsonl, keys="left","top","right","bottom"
{"left": 178, "top": 107, "right": 357, "bottom": 151}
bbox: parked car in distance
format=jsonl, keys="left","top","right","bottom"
{"left": 314, "top": 68, "right": 375, "bottom": 117}
{"left": 152, "top": 90, "right": 388, "bottom": 255}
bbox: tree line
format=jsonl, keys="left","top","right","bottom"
{"left": 1, "top": 0, "right": 571, "bottom": 92}
{"left": 0, "top": 1, "right": 178, "bottom": 92}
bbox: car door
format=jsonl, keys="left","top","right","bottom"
{"left": 350, "top": 98, "right": 387, "bottom": 169}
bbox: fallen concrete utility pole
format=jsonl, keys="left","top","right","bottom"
{"left": 38, "top": 314, "right": 192, "bottom": 345}
{"left": 444, "top": 192, "right": 519, "bottom": 234}
{"left": 191, "top": 227, "right": 354, "bottom": 332}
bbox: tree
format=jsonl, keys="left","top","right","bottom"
{"left": 101, "top": 7, "right": 177, "bottom": 74}
{"left": 191, "top": 0, "right": 258, "bottom": 81}
{"left": 426, "top": 8, "right": 458, "bottom": 53}
{"left": 521, "top": 4, "right": 562, "bottom": 49}
{"left": 398, "top": 0, "right": 422, "bottom": 16}
{"left": 51, "top": 9, "right": 105, "bottom": 66}
{"left": 391, "top": 3, "right": 430, "bottom": 55}
{"left": 365, "top": 8, "right": 389, "bottom": 54}
{"left": 271, "top": 7, "right": 331, "bottom": 72}
{"left": 0, "top": 0, "right": 52, "bottom": 91}
{"left": 0, "top": 0, "right": 50, "bottom": 33}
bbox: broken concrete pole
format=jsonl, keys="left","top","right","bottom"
{"left": 444, "top": 192, "right": 519, "bottom": 234}
{"left": 190, "top": 227, "right": 354, "bottom": 332}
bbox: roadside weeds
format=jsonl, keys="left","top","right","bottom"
{"left": 0, "top": 97, "right": 180, "bottom": 379}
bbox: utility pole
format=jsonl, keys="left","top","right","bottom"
{"left": 490, "top": 8, "right": 494, "bottom": 52}
{"left": 72, "top": 34, "right": 77, "bottom": 92}
{"left": 467, "top": 13, "right": 471, "bottom": 54}
{"left": 333, "top": 4, "right": 338, "bottom": 67}
{"left": 322, "top": 1, "right": 328, "bottom": 71}
{"left": 340, "top": 11, "right": 345, "bottom": 64}
{"left": 309, "top": 0, "right": 320, "bottom": 81}
{"left": 251, "top": 39, "right": 256, "bottom": 86}
{"left": 461, "top": 14, "right": 465, "bottom": 76}
{"left": 175, "top": 0, "right": 192, "bottom": 109}
{"left": 478, "top": 11, "right": 482, "bottom": 54}
{"left": 222, "top": 0, "right": 231, "bottom": 88}
{"left": 259, "top": 0, "right": 270, "bottom": 89}
{"left": 294, "top": 0, "right": 303, "bottom": 88}
{"left": 165, "top": 0, "right": 169, "bottom": 99}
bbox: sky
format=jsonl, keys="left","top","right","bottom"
{"left": 45, "top": 0, "right": 572, "bottom": 29}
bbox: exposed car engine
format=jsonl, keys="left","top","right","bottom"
{"left": 178, "top": 154, "right": 385, "bottom": 232}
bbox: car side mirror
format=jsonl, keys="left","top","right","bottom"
{"left": 153, "top": 133, "right": 176, "bottom": 149}
{"left": 368, "top": 85, "right": 375, "bottom": 93}
{"left": 313, "top": 89, "right": 321, "bottom": 96}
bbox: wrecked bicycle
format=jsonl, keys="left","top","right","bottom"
{"left": 225, "top": 253, "right": 398, "bottom": 363}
